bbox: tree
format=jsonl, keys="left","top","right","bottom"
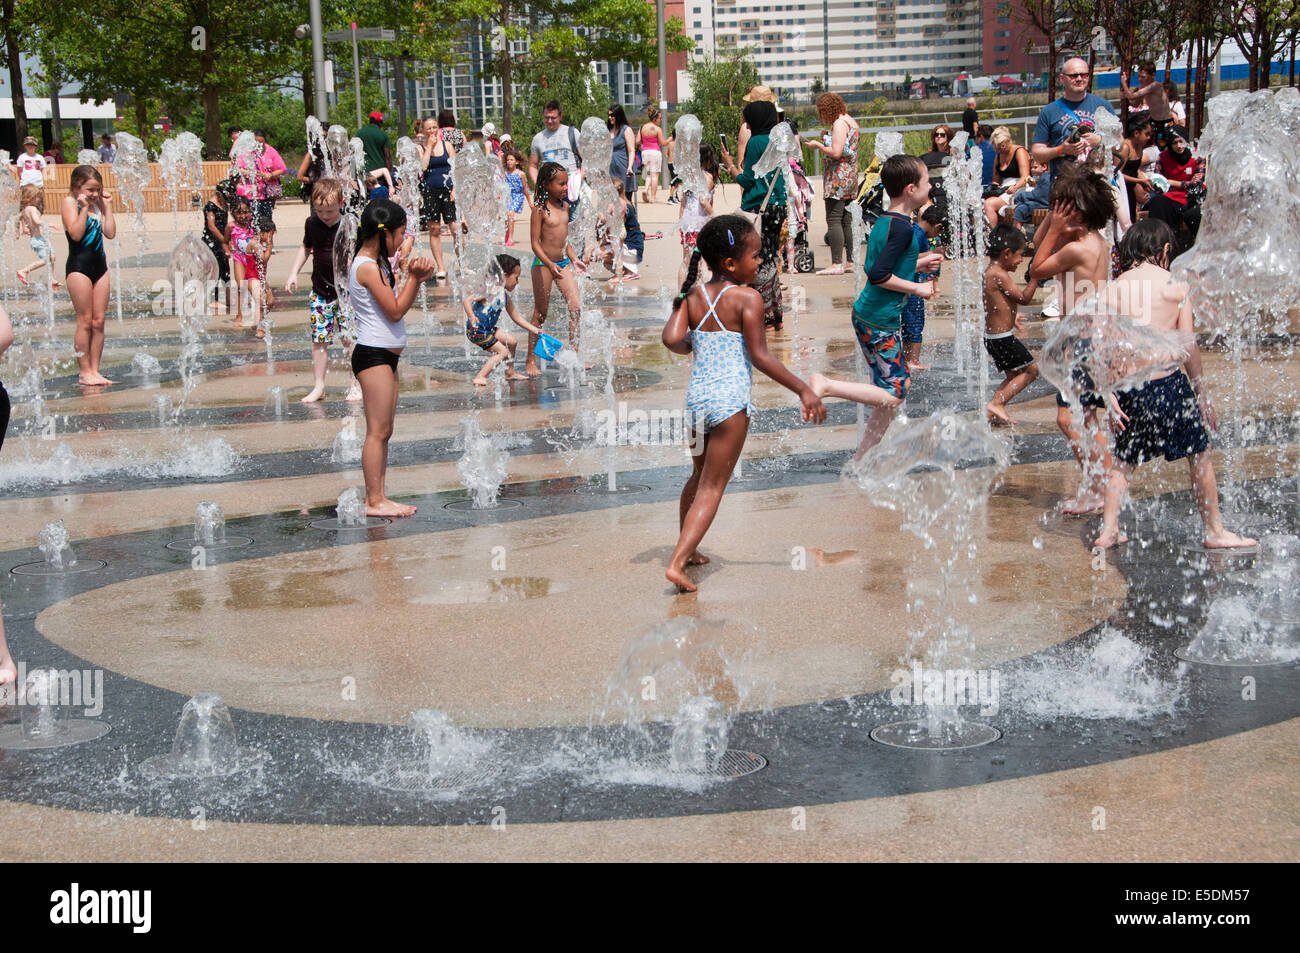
{"left": 1231, "top": 0, "right": 1300, "bottom": 91}
{"left": 682, "top": 48, "right": 759, "bottom": 175}
{"left": 1007, "top": 0, "right": 1092, "bottom": 100}
{"left": 811, "top": 76, "right": 825, "bottom": 98}
{"left": 1, "top": 0, "right": 37, "bottom": 144}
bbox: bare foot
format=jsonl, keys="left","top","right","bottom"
{"left": 366, "top": 499, "right": 417, "bottom": 518}
{"left": 255, "top": 326, "right": 266, "bottom": 339}
{"left": 1204, "top": 529, "right": 1258, "bottom": 549}
{"left": 1093, "top": 528, "right": 1129, "bottom": 549}
{"left": 815, "top": 265, "right": 846, "bottom": 276}
{"left": 525, "top": 363, "right": 543, "bottom": 378}
{"left": 78, "top": 374, "right": 113, "bottom": 386}
{"left": 986, "top": 401, "right": 1016, "bottom": 425}
{"left": 505, "top": 370, "right": 527, "bottom": 381}
{"left": 665, "top": 565, "right": 698, "bottom": 592}
{"left": 472, "top": 377, "right": 490, "bottom": 386}
{"left": 344, "top": 382, "right": 363, "bottom": 402}
{"left": 686, "top": 551, "right": 710, "bottom": 566}
{"left": 1062, "top": 491, "right": 1105, "bottom": 516}
{"left": 809, "top": 372, "right": 830, "bottom": 399}
{"left": 301, "top": 386, "right": 325, "bottom": 403}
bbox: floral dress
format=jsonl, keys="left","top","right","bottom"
{"left": 823, "top": 121, "right": 860, "bottom": 200}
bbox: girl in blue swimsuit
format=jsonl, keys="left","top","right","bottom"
{"left": 61, "top": 165, "right": 117, "bottom": 386}
{"left": 661, "top": 214, "right": 826, "bottom": 592}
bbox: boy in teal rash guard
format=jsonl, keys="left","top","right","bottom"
{"left": 811, "top": 154, "right": 945, "bottom": 459}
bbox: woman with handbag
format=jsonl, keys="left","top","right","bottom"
{"left": 720, "top": 94, "right": 787, "bottom": 329}
{"left": 244, "top": 130, "right": 286, "bottom": 254}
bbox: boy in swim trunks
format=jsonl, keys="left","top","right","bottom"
{"left": 1029, "top": 163, "right": 1116, "bottom": 514}
{"left": 463, "top": 254, "right": 545, "bottom": 385}
{"left": 983, "top": 225, "right": 1041, "bottom": 424}
{"left": 285, "top": 178, "right": 350, "bottom": 403}
{"left": 1093, "top": 220, "right": 1255, "bottom": 551}
{"left": 809, "top": 154, "right": 943, "bottom": 460}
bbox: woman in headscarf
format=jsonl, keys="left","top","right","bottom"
{"left": 720, "top": 94, "right": 787, "bottom": 328}
{"left": 1144, "top": 126, "right": 1203, "bottom": 247}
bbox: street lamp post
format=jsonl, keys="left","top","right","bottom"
{"left": 656, "top": 0, "right": 668, "bottom": 191}
{"left": 325, "top": 25, "right": 398, "bottom": 129}
{"left": 309, "top": 0, "right": 328, "bottom": 120}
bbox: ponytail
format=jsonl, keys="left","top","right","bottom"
{"left": 676, "top": 249, "right": 703, "bottom": 303}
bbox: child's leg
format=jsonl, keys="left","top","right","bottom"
{"left": 88, "top": 274, "right": 111, "bottom": 381}
{"left": 526, "top": 264, "right": 554, "bottom": 375}
{"left": 1189, "top": 451, "right": 1258, "bottom": 548}
{"left": 0, "top": 602, "right": 14, "bottom": 688}
{"left": 501, "top": 331, "right": 526, "bottom": 379}
{"left": 472, "top": 342, "right": 507, "bottom": 385}
{"left": 666, "top": 412, "right": 748, "bottom": 591}
{"left": 358, "top": 362, "right": 416, "bottom": 517}
{"left": 1095, "top": 461, "right": 1135, "bottom": 548}
{"left": 67, "top": 273, "right": 97, "bottom": 384}
{"left": 342, "top": 334, "right": 362, "bottom": 401}
{"left": 1058, "top": 405, "right": 1108, "bottom": 513}
{"left": 809, "top": 373, "right": 902, "bottom": 409}
{"left": 427, "top": 223, "right": 446, "bottom": 276}
{"left": 232, "top": 260, "right": 247, "bottom": 324}
{"left": 555, "top": 265, "right": 582, "bottom": 351}
{"left": 248, "top": 279, "right": 264, "bottom": 326}
{"left": 988, "top": 365, "right": 1039, "bottom": 423}
{"left": 305, "top": 344, "right": 329, "bottom": 402}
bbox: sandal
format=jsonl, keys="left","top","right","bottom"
{"left": 815, "top": 265, "right": 846, "bottom": 276}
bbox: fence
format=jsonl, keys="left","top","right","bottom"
{"left": 38, "top": 160, "right": 233, "bottom": 214}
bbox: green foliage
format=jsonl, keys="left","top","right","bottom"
{"left": 682, "top": 48, "right": 760, "bottom": 172}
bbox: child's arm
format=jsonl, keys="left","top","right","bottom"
{"left": 462, "top": 296, "right": 477, "bottom": 323}
{"left": 357, "top": 256, "right": 434, "bottom": 322}
{"left": 1029, "top": 203, "right": 1083, "bottom": 280}
{"left": 505, "top": 297, "right": 543, "bottom": 337}
{"left": 376, "top": 168, "right": 394, "bottom": 189}
{"left": 739, "top": 287, "right": 826, "bottom": 423}
{"left": 284, "top": 243, "right": 310, "bottom": 292}
{"left": 99, "top": 193, "right": 117, "bottom": 239}
{"left": 61, "top": 195, "right": 90, "bottom": 241}
{"left": 0, "top": 303, "right": 14, "bottom": 357}
{"left": 662, "top": 291, "right": 693, "bottom": 355}
{"left": 699, "top": 174, "right": 715, "bottom": 215}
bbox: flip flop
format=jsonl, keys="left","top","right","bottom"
{"left": 16, "top": 271, "right": 27, "bottom": 286}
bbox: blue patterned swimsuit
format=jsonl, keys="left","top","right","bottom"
{"left": 467, "top": 293, "right": 505, "bottom": 350}
{"left": 684, "top": 283, "right": 755, "bottom": 432}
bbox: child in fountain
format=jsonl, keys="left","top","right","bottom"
{"left": 285, "top": 178, "right": 348, "bottom": 403}
{"left": 661, "top": 215, "right": 826, "bottom": 592}
{"left": 463, "top": 254, "right": 543, "bottom": 386}
{"left": 983, "top": 225, "right": 1041, "bottom": 425}
{"left": 228, "top": 197, "right": 265, "bottom": 331}
{"left": 349, "top": 199, "right": 435, "bottom": 518}
{"left": 1029, "top": 164, "right": 1117, "bottom": 515}
{"left": 676, "top": 146, "right": 717, "bottom": 286}
{"left": 1094, "top": 220, "right": 1256, "bottom": 551}
{"left": 902, "top": 203, "right": 944, "bottom": 371}
{"left": 202, "top": 179, "right": 235, "bottom": 313}
{"left": 16, "top": 187, "right": 59, "bottom": 289}
{"left": 526, "top": 161, "right": 583, "bottom": 376}
{"left": 61, "top": 165, "right": 117, "bottom": 387}
{"left": 0, "top": 302, "right": 11, "bottom": 452}
{"left": 808, "top": 155, "right": 943, "bottom": 460}
{"left": 504, "top": 151, "right": 525, "bottom": 246}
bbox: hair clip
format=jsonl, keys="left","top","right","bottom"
{"left": 727, "top": 228, "right": 734, "bottom": 245}
{"left": 377, "top": 223, "right": 385, "bottom": 229}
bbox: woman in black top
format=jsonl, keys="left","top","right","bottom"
{"left": 1116, "top": 115, "right": 1154, "bottom": 216}
{"left": 920, "top": 125, "right": 954, "bottom": 170}
{"left": 202, "top": 179, "right": 236, "bottom": 305}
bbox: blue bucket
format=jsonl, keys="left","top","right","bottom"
{"left": 534, "top": 333, "right": 564, "bottom": 360}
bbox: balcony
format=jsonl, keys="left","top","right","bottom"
{"left": 876, "top": 27, "right": 895, "bottom": 39}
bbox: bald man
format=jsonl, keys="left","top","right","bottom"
{"left": 962, "top": 96, "right": 978, "bottom": 135}
{"left": 1031, "top": 57, "right": 1117, "bottom": 185}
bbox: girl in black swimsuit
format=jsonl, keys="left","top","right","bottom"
{"left": 61, "top": 165, "right": 117, "bottom": 386}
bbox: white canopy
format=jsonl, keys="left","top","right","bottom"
{"left": 0, "top": 97, "right": 117, "bottom": 120}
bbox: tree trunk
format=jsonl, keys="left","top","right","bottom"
{"left": 1047, "top": 34, "right": 1057, "bottom": 100}
{"left": 3, "top": 0, "right": 28, "bottom": 145}
{"left": 134, "top": 97, "right": 150, "bottom": 144}
{"left": 200, "top": 40, "right": 222, "bottom": 157}
{"left": 1290, "top": 34, "right": 1296, "bottom": 87}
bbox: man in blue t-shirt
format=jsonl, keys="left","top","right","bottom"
{"left": 1031, "top": 57, "right": 1117, "bottom": 184}
{"left": 971, "top": 123, "right": 996, "bottom": 189}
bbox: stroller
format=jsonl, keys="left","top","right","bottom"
{"left": 855, "top": 154, "right": 887, "bottom": 230}
{"left": 787, "top": 156, "right": 817, "bottom": 273}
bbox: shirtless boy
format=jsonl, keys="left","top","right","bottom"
{"left": 983, "top": 225, "right": 1040, "bottom": 424}
{"left": 1030, "top": 163, "right": 1116, "bottom": 514}
{"left": 1121, "top": 62, "right": 1173, "bottom": 130}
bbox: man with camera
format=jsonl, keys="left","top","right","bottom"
{"left": 1031, "top": 57, "right": 1117, "bottom": 186}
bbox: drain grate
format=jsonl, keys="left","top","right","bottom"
{"left": 372, "top": 763, "right": 504, "bottom": 793}
{"left": 574, "top": 482, "right": 651, "bottom": 496}
{"left": 1172, "top": 645, "right": 1293, "bottom": 667}
{"left": 636, "top": 748, "right": 768, "bottom": 780}
{"left": 871, "top": 720, "right": 1001, "bottom": 751}
{"left": 11, "top": 559, "right": 108, "bottom": 577}
{"left": 309, "top": 517, "right": 391, "bottom": 530}
{"left": 164, "top": 536, "right": 254, "bottom": 552}
{"left": 443, "top": 498, "right": 524, "bottom": 512}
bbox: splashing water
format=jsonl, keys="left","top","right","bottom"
{"left": 151, "top": 393, "right": 174, "bottom": 427}
{"left": 193, "top": 501, "right": 226, "bottom": 545}
{"left": 113, "top": 132, "right": 152, "bottom": 286}
{"left": 129, "top": 352, "right": 162, "bottom": 378}
{"left": 1182, "top": 594, "right": 1300, "bottom": 665}
{"left": 336, "top": 486, "right": 366, "bottom": 526}
{"left": 37, "top": 519, "right": 76, "bottom": 570}
{"left": 140, "top": 693, "right": 268, "bottom": 778}
{"left": 456, "top": 414, "right": 510, "bottom": 508}
{"left": 668, "top": 694, "right": 728, "bottom": 773}
{"left": 330, "top": 419, "right": 361, "bottom": 464}
{"left": 263, "top": 385, "right": 286, "bottom": 418}
{"left": 1012, "top": 629, "right": 1183, "bottom": 719}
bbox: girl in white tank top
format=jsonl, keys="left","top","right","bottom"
{"left": 348, "top": 200, "right": 436, "bottom": 518}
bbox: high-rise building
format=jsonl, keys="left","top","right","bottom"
{"left": 683, "top": 0, "right": 983, "bottom": 95}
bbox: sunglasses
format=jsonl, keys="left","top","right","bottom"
{"left": 934, "top": 133, "right": 949, "bottom": 139}
{"left": 1065, "top": 71, "right": 1090, "bottom": 78}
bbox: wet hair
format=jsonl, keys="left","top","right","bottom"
{"left": 437, "top": 109, "right": 456, "bottom": 128}
{"left": 534, "top": 161, "right": 566, "bottom": 209}
{"left": 227, "top": 126, "right": 239, "bottom": 136}
{"left": 608, "top": 104, "right": 629, "bottom": 129}
{"left": 1048, "top": 163, "right": 1115, "bottom": 231}
{"left": 311, "top": 177, "right": 343, "bottom": 208}
{"left": 1118, "top": 218, "right": 1175, "bottom": 272}
{"left": 67, "top": 165, "right": 103, "bottom": 197}
{"left": 216, "top": 177, "right": 239, "bottom": 201}
{"left": 699, "top": 143, "right": 720, "bottom": 183}
{"left": 881, "top": 153, "right": 925, "bottom": 196}
{"left": 364, "top": 173, "right": 378, "bottom": 187}
{"left": 1125, "top": 114, "right": 1153, "bottom": 139}
{"left": 230, "top": 195, "right": 252, "bottom": 214}
{"left": 543, "top": 99, "right": 562, "bottom": 115}
{"left": 816, "top": 92, "right": 847, "bottom": 124}
{"left": 19, "top": 184, "right": 43, "bottom": 208}
{"left": 987, "top": 223, "right": 1027, "bottom": 259}
{"left": 496, "top": 253, "right": 521, "bottom": 277}
{"left": 1137, "top": 61, "right": 1156, "bottom": 75}
{"left": 919, "top": 203, "right": 945, "bottom": 227}
{"left": 677, "top": 213, "right": 757, "bottom": 302}
{"left": 355, "top": 199, "right": 406, "bottom": 288}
